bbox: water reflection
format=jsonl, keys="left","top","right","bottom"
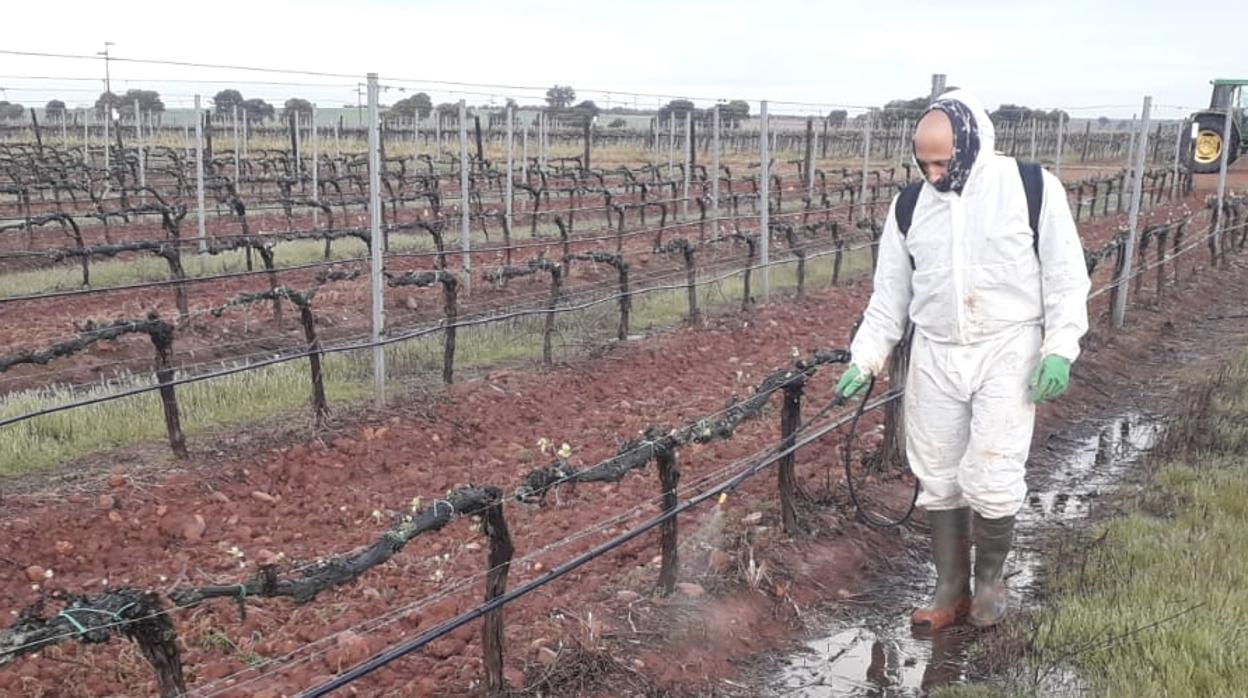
{"left": 769, "top": 413, "right": 1163, "bottom": 697}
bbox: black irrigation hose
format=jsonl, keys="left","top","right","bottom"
{"left": 840, "top": 376, "right": 920, "bottom": 529}
{"left": 773, "top": 373, "right": 917, "bottom": 529}
{"left": 298, "top": 389, "right": 901, "bottom": 697}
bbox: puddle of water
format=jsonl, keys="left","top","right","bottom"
{"left": 767, "top": 412, "right": 1164, "bottom": 697}
{"left": 772, "top": 616, "right": 968, "bottom": 697}
{"left": 1011, "top": 412, "right": 1164, "bottom": 594}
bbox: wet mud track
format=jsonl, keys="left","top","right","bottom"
{"left": 759, "top": 257, "right": 1248, "bottom": 697}
{"left": 768, "top": 414, "right": 1162, "bottom": 697}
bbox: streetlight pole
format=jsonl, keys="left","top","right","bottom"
{"left": 96, "top": 41, "right": 115, "bottom": 178}
{"left": 101, "top": 41, "right": 114, "bottom": 96}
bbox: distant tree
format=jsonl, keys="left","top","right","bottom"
{"left": 1046, "top": 109, "right": 1069, "bottom": 124}
{"left": 825, "top": 109, "right": 848, "bottom": 128}
{"left": 282, "top": 98, "right": 314, "bottom": 121}
{"left": 413, "top": 92, "right": 434, "bottom": 118}
{"left": 0, "top": 101, "right": 26, "bottom": 120}
{"left": 93, "top": 91, "right": 122, "bottom": 117}
{"left": 545, "top": 85, "right": 576, "bottom": 109}
{"left": 607, "top": 117, "right": 627, "bottom": 128}
{"left": 213, "top": 89, "right": 246, "bottom": 116}
{"left": 552, "top": 100, "right": 598, "bottom": 127}
{"left": 1097, "top": 116, "right": 1111, "bottom": 126}
{"left": 45, "top": 100, "right": 67, "bottom": 119}
{"left": 872, "top": 88, "right": 964, "bottom": 127}
{"left": 119, "top": 89, "right": 165, "bottom": 119}
{"left": 391, "top": 92, "right": 433, "bottom": 119}
{"left": 990, "top": 104, "right": 1065, "bottom": 126}
{"left": 720, "top": 100, "right": 750, "bottom": 128}
{"left": 243, "top": 98, "right": 275, "bottom": 123}
{"left": 658, "top": 99, "right": 696, "bottom": 122}
{"left": 879, "top": 95, "right": 930, "bottom": 126}
{"left": 433, "top": 102, "right": 475, "bottom": 127}
{"left": 990, "top": 103, "right": 1034, "bottom": 124}
{"left": 574, "top": 100, "right": 600, "bottom": 118}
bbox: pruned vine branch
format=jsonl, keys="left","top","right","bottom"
{"left": 514, "top": 348, "right": 851, "bottom": 503}
{"left": 0, "top": 314, "right": 170, "bottom": 373}
{"left": 168, "top": 485, "right": 501, "bottom": 606}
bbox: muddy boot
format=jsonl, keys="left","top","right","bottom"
{"left": 911, "top": 508, "right": 972, "bottom": 630}
{"left": 969, "top": 512, "right": 1015, "bottom": 628}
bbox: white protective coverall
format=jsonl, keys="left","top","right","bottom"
{"left": 849, "top": 90, "right": 1091, "bottom": 519}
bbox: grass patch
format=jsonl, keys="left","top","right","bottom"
{"left": 931, "top": 686, "right": 1010, "bottom": 698}
{"left": 1023, "top": 350, "right": 1248, "bottom": 698}
{"left": 0, "top": 248, "right": 871, "bottom": 477}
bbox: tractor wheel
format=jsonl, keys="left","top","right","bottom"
{"left": 1186, "top": 113, "right": 1241, "bottom": 174}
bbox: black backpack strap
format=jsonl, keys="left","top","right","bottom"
{"left": 895, "top": 180, "right": 923, "bottom": 236}
{"left": 1016, "top": 160, "right": 1043, "bottom": 255}
{"left": 899, "top": 164, "right": 1043, "bottom": 270}
{"left": 894, "top": 180, "right": 923, "bottom": 270}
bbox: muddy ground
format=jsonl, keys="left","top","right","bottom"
{"left": 749, "top": 213, "right": 1248, "bottom": 694}
{"left": 0, "top": 171, "right": 1240, "bottom": 697}
{"left": 0, "top": 269, "right": 896, "bottom": 697}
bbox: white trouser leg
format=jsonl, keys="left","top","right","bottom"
{"left": 905, "top": 332, "right": 971, "bottom": 511}
{"left": 905, "top": 326, "right": 1041, "bottom": 516}
{"left": 958, "top": 326, "right": 1040, "bottom": 519}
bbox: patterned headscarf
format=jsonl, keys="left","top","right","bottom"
{"left": 916, "top": 97, "right": 981, "bottom": 194}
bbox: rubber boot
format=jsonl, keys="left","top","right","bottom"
{"left": 969, "top": 512, "right": 1015, "bottom": 628}
{"left": 910, "top": 508, "right": 972, "bottom": 630}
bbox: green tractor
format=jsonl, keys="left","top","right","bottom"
{"left": 1183, "top": 79, "right": 1247, "bottom": 174}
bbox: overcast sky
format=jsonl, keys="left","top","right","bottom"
{"left": 2, "top": 0, "right": 1244, "bottom": 119}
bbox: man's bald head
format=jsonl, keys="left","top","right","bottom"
{"left": 914, "top": 110, "right": 954, "bottom": 185}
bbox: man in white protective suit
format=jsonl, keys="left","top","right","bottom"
{"left": 834, "top": 90, "right": 1091, "bottom": 630}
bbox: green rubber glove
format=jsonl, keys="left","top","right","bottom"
{"left": 836, "top": 365, "right": 870, "bottom": 400}
{"left": 1029, "top": 355, "right": 1072, "bottom": 403}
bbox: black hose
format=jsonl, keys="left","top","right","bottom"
{"left": 295, "top": 368, "right": 906, "bottom": 697}
{"left": 840, "top": 376, "right": 919, "bottom": 528}
{"left": 297, "top": 389, "right": 896, "bottom": 698}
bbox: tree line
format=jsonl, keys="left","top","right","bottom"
{"left": 8, "top": 84, "right": 1082, "bottom": 132}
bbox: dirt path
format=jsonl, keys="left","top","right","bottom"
{"left": 0, "top": 269, "right": 896, "bottom": 696}
{"left": 750, "top": 254, "right": 1248, "bottom": 696}
{"left": 0, "top": 194, "right": 1236, "bottom": 697}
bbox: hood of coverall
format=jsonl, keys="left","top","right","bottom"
{"left": 915, "top": 89, "right": 997, "bottom": 194}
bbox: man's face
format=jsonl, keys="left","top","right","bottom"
{"left": 913, "top": 110, "right": 954, "bottom": 186}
